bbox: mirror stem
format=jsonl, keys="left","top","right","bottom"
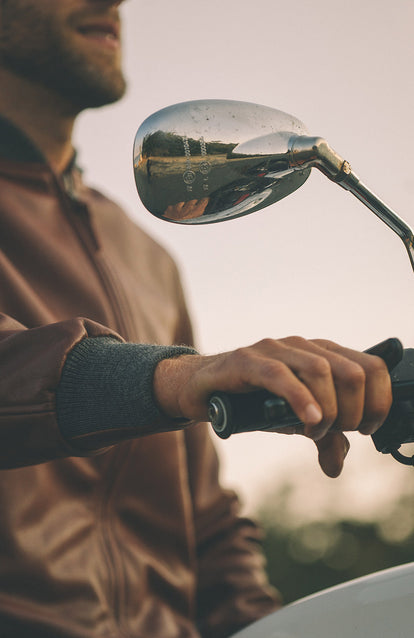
{"left": 291, "top": 136, "right": 414, "bottom": 273}
{"left": 339, "top": 172, "right": 414, "bottom": 273}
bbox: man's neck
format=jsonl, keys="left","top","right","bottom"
{"left": 0, "top": 68, "right": 78, "bottom": 173}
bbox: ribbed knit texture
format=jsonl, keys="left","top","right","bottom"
{"left": 56, "top": 337, "right": 197, "bottom": 439}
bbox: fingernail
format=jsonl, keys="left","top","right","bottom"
{"left": 305, "top": 404, "right": 323, "bottom": 425}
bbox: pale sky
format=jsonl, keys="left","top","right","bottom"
{"left": 74, "top": 0, "right": 414, "bottom": 513}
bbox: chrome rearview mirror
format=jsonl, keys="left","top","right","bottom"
{"left": 133, "top": 99, "right": 414, "bottom": 272}
{"left": 133, "top": 100, "right": 311, "bottom": 224}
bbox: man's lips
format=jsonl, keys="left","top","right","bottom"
{"left": 76, "top": 20, "right": 121, "bottom": 50}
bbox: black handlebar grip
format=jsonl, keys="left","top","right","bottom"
{"left": 208, "top": 390, "right": 301, "bottom": 439}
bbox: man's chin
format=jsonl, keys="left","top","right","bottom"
{"left": 69, "top": 81, "right": 127, "bottom": 111}
{"left": 44, "top": 65, "right": 127, "bottom": 112}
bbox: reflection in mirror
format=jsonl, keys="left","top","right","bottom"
{"left": 133, "top": 100, "right": 311, "bottom": 224}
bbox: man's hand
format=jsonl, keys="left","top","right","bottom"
{"left": 164, "top": 198, "right": 209, "bottom": 220}
{"left": 153, "top": 337, "right": 392, "bottom": 477}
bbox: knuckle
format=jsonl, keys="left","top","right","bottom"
{"left": 307, "top": 355, "right": 331, "bottom": 378}
{"left": 261, "top": 359, "right": 286, "bottom": 378}
{"left": 343, "top": 362, "right": 366, "bottom": 389}
{"left": 312, "top": 338, "right": 336, "bottom": 350}
{"left": 282, "top": 335, "right": 307, "bottom": 348}
{"left": 229, "top": 345, "right": 290, "bottom": 384}
{"left": 256, "top": 337, "right": 278, "bottom": 349}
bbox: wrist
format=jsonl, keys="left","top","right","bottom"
{"left": 153, "top": 354, "right": 202, "bottom": 419}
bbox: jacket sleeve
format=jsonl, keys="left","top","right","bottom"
{"left": 184, "top": 422, "right": 282, "bottom": 638}
{"left": 0, "top": 313, "right": 123, "bottom": 468}
{"left": 0, "top": 312, "right": 198, "bottom": 469}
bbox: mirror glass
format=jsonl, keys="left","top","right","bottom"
{"left": 133, "top": 100, "right": 311, "bottom": 224}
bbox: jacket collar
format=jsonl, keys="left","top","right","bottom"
{"left": 0, "top": 115, "right": 47, "bottom": 164}
{"left": 0, "top": 114, "right": 85, "bottom": 199}
{"left": 0, "top": 114, "right": 79, "bottom": 173}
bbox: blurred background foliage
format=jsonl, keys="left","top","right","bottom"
{"left": 256, "top": 476, "right": 414, "bottom": 604}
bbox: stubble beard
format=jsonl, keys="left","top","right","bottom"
{"left": 0, "top": 1, "right": 127, "bottom": 113}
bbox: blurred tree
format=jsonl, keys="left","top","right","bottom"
{"left": 257, "top": 483, "right": 414, "bottom": 604}
{"left": 141, "top": 131, "right": 236, "bottom": 157}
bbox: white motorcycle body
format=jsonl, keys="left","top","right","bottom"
{"left": 233, "top": 562, "right": 414, "bottom": 638}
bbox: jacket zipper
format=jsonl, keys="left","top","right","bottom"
{"left": 56, "top": 174, "right": 132, "bottom": 634}
{"left": 58, "top": 179, "right": 131, "bottom": 339}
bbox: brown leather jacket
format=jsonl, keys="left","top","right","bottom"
{"left": 0, "top": 123, "right": 280, "bottom": 637}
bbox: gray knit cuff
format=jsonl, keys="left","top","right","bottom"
{"left": 56, "top": 337, "right": 197, "bottom": 446}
